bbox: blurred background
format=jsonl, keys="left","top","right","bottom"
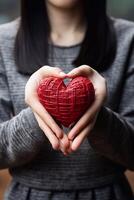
{"left": 0, "top": 0, "right": 134, "bottom": 199}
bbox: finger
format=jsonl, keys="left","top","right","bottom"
{"left": 26, "top": 66, "right": 63, "bottom": 88}
{"left": 25, "top": 67, "right": 66, "bottom": 139}
{"left": 68, "top": 99, "right": 100, "bottom": 140}
{"left": 38, "top": 66, "right": 67, "bottom": 79}
{"left": 67, "top": 140, "right": 73, "bottom": 154}
{"left": 26, "top": 67, "right": 66, "bottom": 93}
{"left": 34, "top": 112, "right": 60, "bottom": 150}
{"left": 70, "top": 115, "right": 98, "bottom": 152}
{"left": 67, "top": 65, "right": 106, "bottom": 98}
{"left": 35, "top": 111, "right": 70, "bottom": 155}
{"left": 32, "top": 99, "right": 64, "bottom": 139}
{"left": 59, "top": 134, "right": 70, "bottom": 154}
{"left": 66, "top": 65, "right": 94, "bottom": 78}
{"left": 71, "top": 124, "right": 92, "bottom": 151}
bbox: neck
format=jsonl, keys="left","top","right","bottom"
{"left": 46, "top": 2, "right": 87, "bottom": 46}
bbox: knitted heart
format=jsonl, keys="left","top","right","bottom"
{"left": 37, "top": 76, "right": 95, "bottom": 127}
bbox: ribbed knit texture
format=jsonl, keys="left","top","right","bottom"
{"left": 0, "top": 18, "right": 134, "bottom": 199}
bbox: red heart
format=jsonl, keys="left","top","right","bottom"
{"left": 37, "top": 76, "right": 95, "bottom": 127}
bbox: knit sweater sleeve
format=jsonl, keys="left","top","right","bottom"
{"left": 88, "top": 41, "right": 134, "bottom": 171}
{"left": 0, "top": 50, "right": 45, "bottom": 169}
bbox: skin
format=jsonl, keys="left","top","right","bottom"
{"left": 47, "top": 0, "right": 81, "bottom": 10}
{"left": 25, "top": 0, "right": 107, "bottom": 155}
{"left": 46, "top": 0, "right": 87, "bottom": 47}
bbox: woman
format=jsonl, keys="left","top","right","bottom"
{"left": 0, "top": 0, "right": 134, "bottom": 199}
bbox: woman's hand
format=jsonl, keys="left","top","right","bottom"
{"left": 66, "top": 65, "right": 107, "bottom": 151}
{"left": 25, "top": 66, "right": 70, "bottom": 154}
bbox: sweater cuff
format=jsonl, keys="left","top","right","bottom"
{"left": 19, "top": 107, "right": 45, "bottom": 143}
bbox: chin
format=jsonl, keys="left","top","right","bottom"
{"left": 47, "top": 0, "right": 81, "bottom": 9}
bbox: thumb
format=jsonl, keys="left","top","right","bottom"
{"left": 39, "top": 66, "right": 67, "bottom": 79}
{"left": 52, "top": 67, "right": 67, "bottom": 78}
{"left": 67, "top": 65, "right": 92, "bottom": 78}
{"left": 66, "top": 68, "right": 81, "bottom": 78}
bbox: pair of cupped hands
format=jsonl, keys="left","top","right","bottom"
{"left": 25, "top": 65, "right": 107, "bottom": 156}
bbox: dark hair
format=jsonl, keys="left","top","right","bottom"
{"left": 15, "top": 0, "right": 116, "bottom": 75}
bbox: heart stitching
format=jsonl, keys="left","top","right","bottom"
{"left": 37, "top": 76, "right": 95, "bottom": 127}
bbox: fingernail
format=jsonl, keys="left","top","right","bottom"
{"left": 65, "top": 73, "right": 70, "bottom": 76}
{"left": 58, "top": 132, "right": 63, "bottom": 139}
{"left": 55, "top": 146, "right": 60, "bottom": 151}
{"left": 59, "top": 71, "right": 66, "bottom": 76}
{"left": 68, "top": 135, "right": 73, "bottom": 140}
{"left": 67, "top": 72, "right": 73, "bottom": 76}
{"left": 69, "top": 138, "right": 73, "bottom": 142}
{"left": 67, "top": 149, "right": 72, "bottom": 154}
{"left": 66, "top": 74, "right": 71, "bottom": 78}
{"left": 59, "top": 134, "right": 63, "bottom": 139}
{"left": 64, "top": 152, "right": 69, "bottom": 156}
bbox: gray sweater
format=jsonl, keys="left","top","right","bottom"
{"left": 0, "top": 18, "right": 134, "bottom": 192}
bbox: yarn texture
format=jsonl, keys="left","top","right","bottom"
{"left": 37, "top": 76, "right": 95, "bottom": 127}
